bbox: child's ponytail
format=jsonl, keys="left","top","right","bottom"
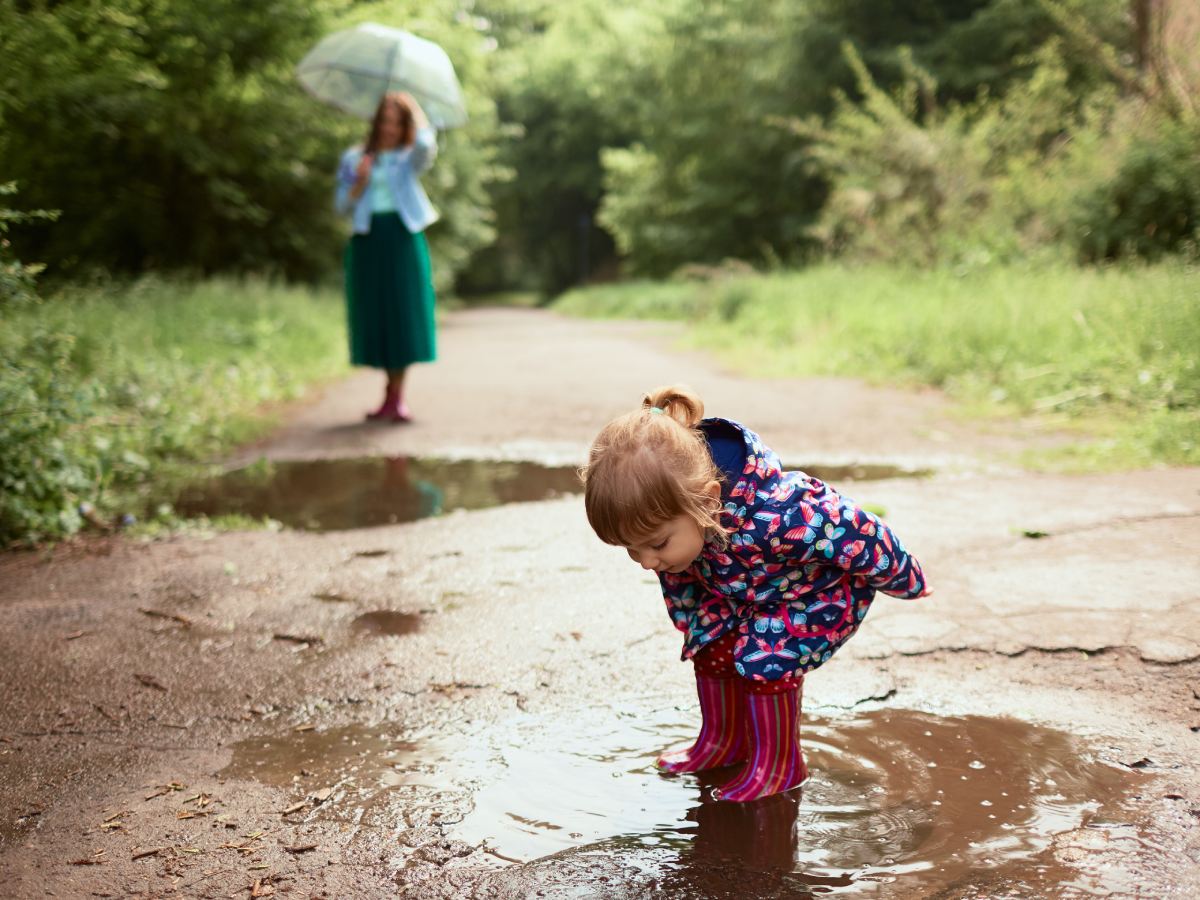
{"left": 642, "top": 385, "right": 704, "bottom": 430}
{"left": 583, "top": 383, "right": 724, "bottom": 547}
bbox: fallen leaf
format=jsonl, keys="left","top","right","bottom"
{"left": 131, "top": 847, "right": 165, "bottom": 861}
{"left": 64, "top": 630, "right": 89, "bottom": 641}
{"left": 144, "top": 781, "right": 186, "bottom": 801}
{"left": 283, "top": 844, "right": 317, "bottom": 854}
{"left": 273, "top": 633, "right": 323, "bottom": 646}
{"left": 293, "top": 724, "right": 315, "bottom": 733}
{"left": 138, "top": 608, "right": 192, "bottom": 628}
{"left": 313, "top": 592, "right": 354, "bottom": 602}
{"left": 134, "top": 673, "right": 168, "bottom": 692}
{"left": 280, "top": 801, "right": 307, "bottom": 815}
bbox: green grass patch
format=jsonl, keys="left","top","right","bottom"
{"left": 556, "top": 264, "right": 1200, "bottom": 469}
{"left": 1, "top": 278, "right": 349, "bottom": 545}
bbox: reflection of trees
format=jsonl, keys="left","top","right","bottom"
{"left": 174, "top": 456, "right": 583, "bottom": 531}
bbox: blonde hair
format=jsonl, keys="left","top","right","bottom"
{"left": 581, "top": 385, "right": 726, "bottom": 547}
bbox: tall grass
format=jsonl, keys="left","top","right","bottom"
{"left": 556, "top": 264, "right": 1200, "bottom": 467}
{"left": 1, "top": 278, "right": 349, "bottom": 543}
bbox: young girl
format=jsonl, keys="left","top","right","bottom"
{"left": 336, "top": 91, "right": 439, "bottom": 423}
{"left": 582, "top": 386, "right": 929, "bottom": 803}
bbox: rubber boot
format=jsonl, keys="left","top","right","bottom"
{"left": 366, "top": 385, "right": 400, "bottom": 421}
{"left": 657, "top": 673, "right": 747, "bottom": 773}
{"left": 714, "top": 681, "right": 807, "bottom": 802}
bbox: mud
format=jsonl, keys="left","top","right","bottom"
{"left": 350, "top": 611, "right": 424, "bottom": 637}
{"left": 2, "top": 309, "right": 1199, "bottom": 898}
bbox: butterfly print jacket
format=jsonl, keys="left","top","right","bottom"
{"left": 659, "top": 418, "right": 929, "bottom": 683}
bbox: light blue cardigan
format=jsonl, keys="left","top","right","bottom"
{"left": 335, "top": 126, "right": 439, "bottom": 234}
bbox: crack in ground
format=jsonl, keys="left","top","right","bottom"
{"left": 879, "top": 643, "right": 1200, "bottom": 665}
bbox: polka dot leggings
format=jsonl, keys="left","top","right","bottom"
{"left": 692, "top": 631, "right": 800, "bottom": 695}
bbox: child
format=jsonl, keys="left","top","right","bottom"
{"left": 581, "top": 385, "right": 929, "bottom": 802}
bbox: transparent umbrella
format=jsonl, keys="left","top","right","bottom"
{"left": 296, "top": 22, "right": 468, "bottom": 128}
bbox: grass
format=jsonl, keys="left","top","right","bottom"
{"left": 556, "top": 263, "right": 1200, "bottom": 469}
{"left": 1, "top": 277, "right": 349, "bottom": 543}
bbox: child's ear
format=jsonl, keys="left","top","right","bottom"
{"left": 705, "top": 480, "right": 721, "bottom": 502}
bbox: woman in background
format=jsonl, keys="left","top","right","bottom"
{"left": 336, "top": 91, "right": 439, "bottom": 423}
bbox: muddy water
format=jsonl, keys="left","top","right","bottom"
{"left": 351, "top": 611, "right": 423, "bottom": 636}
{"left": 172, "top": 457, "right": 928, "bottom": 531}
{"left": 171, "top": 456, "right": 584, "bottom": 531}
{"left": 222, "top": 705, "right": 1136, "bottom": 896}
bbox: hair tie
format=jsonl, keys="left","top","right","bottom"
{"left": 650, "top": 406, "right": 664, "bottom": 415}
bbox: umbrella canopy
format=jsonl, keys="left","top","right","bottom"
{"left": 296, "top": 23, "right": 468, "bottom": 128}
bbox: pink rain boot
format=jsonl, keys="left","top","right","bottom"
{"left": 714, "top": 680, "right": 807, "bottom": 803}
{"left": 366, "top": 385, "right": 399, "bottom": 421}
{"left": 366, "top": 386, "right": 411, "bottom": 423}
{"left": 657, "top": 673, "right": 747, "bottom": 773}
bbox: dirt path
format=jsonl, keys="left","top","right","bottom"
{"left": 2, "top": 308, "right": 1199, "bottom": 898}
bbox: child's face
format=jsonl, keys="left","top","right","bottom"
{"left": 625, "top": 515, "right": 708, "bottom": 574}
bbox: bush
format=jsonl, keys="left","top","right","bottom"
{"left": 0, "top": 182, "right": 57, "bottom": 308}
{"left": 1073, "top": 117, "right": 1200, "bottom": 262}
{"left": 0, "top": 330, "right": 99, "bottom": 543}
{"left": 0, "top": 277, "right": 349, "bottom": 546}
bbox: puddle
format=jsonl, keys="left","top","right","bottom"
{"left": 350, "top": 610, "right": 422, "bottom": 637}
{"left": 171, "top": 456, "right": 929, "bottom": 532}
{"left": 785, "top": 462, "right": 932, "bottom": 482}
{"left": 171, "top": 456, "right": 584, "bottom": 531}
{"left": 222, "top": 705, "right": 1138, "bottom": 896}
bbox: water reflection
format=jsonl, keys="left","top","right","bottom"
{"left": 220, "top": 706, "right": 1137, "bottom": 897}
{"left": 172, "top": 455, "right": 583, "bottom": 531}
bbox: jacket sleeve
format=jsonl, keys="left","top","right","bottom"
{"left": 334, "top": 149, "right": 357, "bottom": 216}
{"left": 408, "top": 127, "right": 438, "bottom": 175}
{"left": 778, "top": 493, "right": 929, "bottom": 599}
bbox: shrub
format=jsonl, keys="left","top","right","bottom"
{"left": 1073, "top": 117, "right": 1200, "bottom": 262}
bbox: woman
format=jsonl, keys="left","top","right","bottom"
{"left": 336, "top": 92, "right": 439, "bottom": 422}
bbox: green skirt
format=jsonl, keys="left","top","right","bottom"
{"left": 344, "top": 212, "right": 436, "bottom": 369}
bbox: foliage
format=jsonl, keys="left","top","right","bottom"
{"left": 0, "top": 278, "right": 349, "bottom": 546}
{"left": 0, "top": 0, "right": 505, "bottom": 290}
{"left": 557, "top": 262, "right": 1200, "bottom": 468}
{"left": 596, "top": 0, "right": 824, "bottom": 277}
{"left": 1073, "top": 116, "right": 1200, "bottom": 262}
{"left": 794, "top": 40, "right": 1115, "bottom": 267}
{"left": 0, "top": 0, "right": 346, "bottom": 280}
{"left": 465, "top": 0, "right": 652, "bottom": 292}
{"left": 790, "top": 22, "right": 1200, "bottom": 271}
{"left": 0, "top": 181, "right": 58, "bottom": 307}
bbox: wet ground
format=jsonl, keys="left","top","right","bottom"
{"left": 2, "top": 307, "right": 1199, "bottom": 898}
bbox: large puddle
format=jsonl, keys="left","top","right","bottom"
{"left": 173, "top": 457, "right": 928, "bottom": 532}
{"left": 222, "top": 704, "right": 1137, "bottom": 896}
{"left": 171, "top": 456, "right": 583, "bottom": 531}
